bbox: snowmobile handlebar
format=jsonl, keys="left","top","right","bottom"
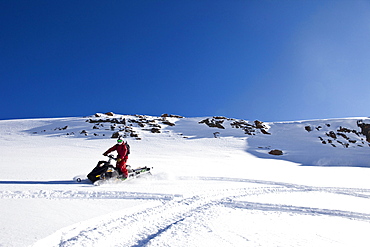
{"left": 106, "top": 154, "right": 117, "bottom": 161}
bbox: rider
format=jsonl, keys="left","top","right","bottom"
{"left": 103, "top": 138, "right": 130, "bottom": 178}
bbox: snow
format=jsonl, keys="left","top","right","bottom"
{"left": 1, "top": 113, "right": 370, "bottom": 246}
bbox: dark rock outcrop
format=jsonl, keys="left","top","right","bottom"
{"left": 269, "top": 149, "right": 283, "bottom": 155}
{"left": 161, "top": 114, "right": 184, "bottom": 118}
{"left": 357, "top": 120, "right": 370, "bottom": 142}
{"left": 199, "top": 118, "right": 225, "bottom": 129}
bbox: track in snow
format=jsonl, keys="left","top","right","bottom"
{"left": 27, "top": 177, "right": 370, "bottom": 247}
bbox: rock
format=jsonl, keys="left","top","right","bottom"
{"left": 150, "top": 128, "right": 161, "bottom": 133}
{"left": 357, "top": 120, "right": 370, "bottom": 142}
{"left": 161, "top": 114, "right": 183, "bottom": 118}
{"left": 269, "top": 149, "right": 283, "bottom": 155}
{"left": 337, "top": 126, "right": 351, "bottom": 133}
{"left": 130, "top": 132, "right": 139, "bottom": 138}
{"left": 111, "top": 132, "right": 120, "bottom": 138}
{"left": 54, "top": 126, "right": 68, "bottom": 131}
{"left": 337, "top": 133, "right": 349, "bottom": 140}
{"left": 104, "top": 112, "right": 115, "bottom": 116}
{"left": 87, "top": 118, "right": 126, "bottom": 125}
{"left": 80, "top": 130, "right": 88, "bottom": 136}
{"left": 162, "top": 121, "right": 175, "bottom": 126}
{"left": 326, "top": 131, "right": 337, "bottom": 139}
{"left": 254, "top": 120, "right": 270, "bottom": 134}
{"left": 260, "top": 129, "right": 271, "bottom": 135}
{"left": 199, "top": 118, "right": 225, "bottom": 129}
{"left": 254, "top": 120, "right": 265, "bottom": 129}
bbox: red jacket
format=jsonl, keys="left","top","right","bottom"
{"left": 103, "top": 144, "right": 128, "bottom": 159}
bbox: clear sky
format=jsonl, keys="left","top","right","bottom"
{"left": 1, "top": 0, "right": 370, "bottom": 122}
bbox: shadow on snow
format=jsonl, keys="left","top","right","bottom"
{"left": 0, "top": 180, "right": 83, "bottom": 185}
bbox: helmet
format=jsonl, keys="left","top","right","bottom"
{"left": 117, "top": 139, "right": 124, "bottom": 144}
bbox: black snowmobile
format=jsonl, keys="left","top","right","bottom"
{"left": 86, "top": 155, "right": 152, "bottom": 186}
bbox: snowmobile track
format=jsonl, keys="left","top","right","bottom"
{"left": 30, "top": 177, "right": 370, "bottom": 247}
{"left": 0, "top": 190, "right": 178, "bottom": 201}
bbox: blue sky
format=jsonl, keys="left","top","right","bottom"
{"left": 1, "top": 0, "right": 370, "bottom": 121}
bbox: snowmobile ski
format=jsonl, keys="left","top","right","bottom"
{"left": 73, "top": 175, "right": 90, "bottom": 184}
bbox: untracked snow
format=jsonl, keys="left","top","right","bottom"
{"left": 0, "top": 113, "right": 370, "bottom": 246}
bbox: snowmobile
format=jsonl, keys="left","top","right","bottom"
{"left": 76, "top": 155, "right": 152, "bottom": 186}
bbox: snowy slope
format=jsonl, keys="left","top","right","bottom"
{"left": 1, "top": 113, "right": 370, "bottom": 247}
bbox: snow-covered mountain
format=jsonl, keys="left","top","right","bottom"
{"left": 1, "top": 113, "right": 370, "bottom": 247}
{"left": 23, "top": 112, "right": 370, "bottom": 167}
